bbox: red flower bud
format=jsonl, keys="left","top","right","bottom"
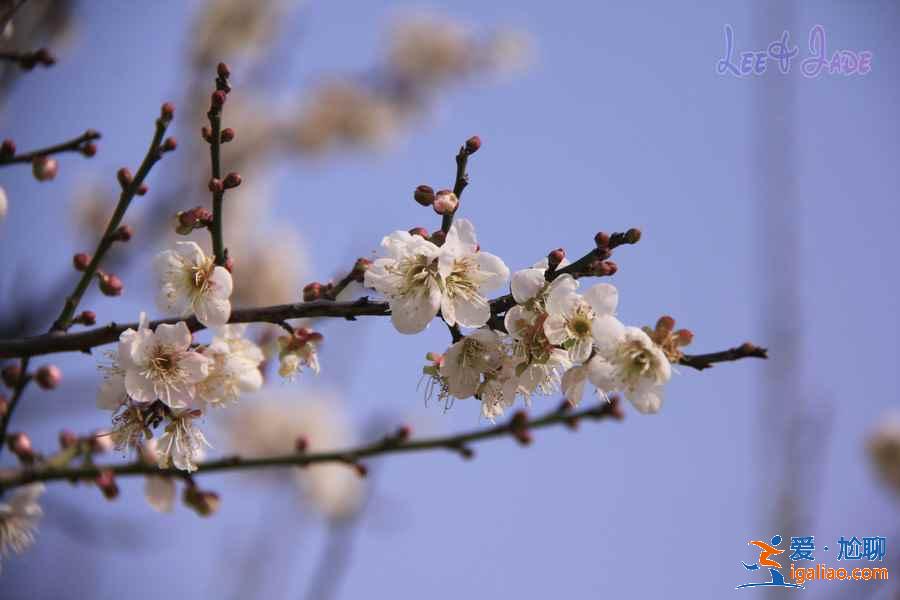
{"left": 77, "top": 310, "right": 97, "bottom": 326}
{"left": 465, "top": 135, "right": 481, "bottom": 154}
{"left": 429, "top": 230, "right": 447, "bottom": 246}
{"left": 112, "top": 225, "right": 133, "bottom": 242}
{"left": 208, "top": 178, "right": 224, "bottom": 194}
{"left": 35, "top": 364, "right": 62, "bottom": 390}
{"left": 136, "top": 183, "right": 149, "bottom": 196}
{"left": 295, "top": 436, "right": 308, "bottom": 453}
{"left": 675, "top": 329, "right": 694, "bottom": 347}
{"left": 223, "top": 172, "right": 242, "bottom": 189}
{"left": 414, "top": 185, "right": 435, "bottom": 206}
{"left": 217, "top": 62, "right": 231, "bottom": 80}
{"left": 73, "top": 253, "right": 92, "bottom": 271}
{"left": 162, "top": 137, "right": 177, "bottom": 152}
{"left": 81, "top": 142, "right": 98, "bottom": 157}
{"left": 32, "top": 156, "right": 58, "bottom": 181}
{"left": 160, "top": 102, "right": 175, "bottom": 121}
{"left": 116, "top": 167, "right": 133, "bottom": 189}
{"left": 547, "top": 248, "right": 566, "bottom": 269}
{"left": 655, "top": 316, "right": 675, "bottom": 334}
{"left": 594, "top": 231, "right": 610, "bottom": 249}
{"left": 408, "top": 227, "right": 429, "bottom": 238}
{"left": 8, "top": 432, "right": 34, "bottom": 460}
{"left": 303, "top": 282, "right": 323, "bottom": 301}
{"left": 0, "top": 139, "right": 15, "bottom": 158}
{"left": 220, "top": 128, "right": 235, "bottom": 143}
{"left": 95, "top": 470, "right": 119, "bottom": 500}
{"left": 99, "top": 273, "right": 124, "bottom": 296}
{"left": 1, "top": 364, "right": 22, "bottom": 388}
{"left": 211, "top": 90, "right": 227, "bottom": 109}
{"left": 201, "top": 126, "right": 213, "bottom": 143}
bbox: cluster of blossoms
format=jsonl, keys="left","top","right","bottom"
{"left": 93, "top": 241, "right": 319, "bottom": 474}
{"left": 366, "top": 219, "right": 685, "bottom": 421}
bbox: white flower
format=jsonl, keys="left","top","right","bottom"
{"left": 155, "top": 241, "right": 233, "bottom": 327}
{"left": 587, "top": 320, "right": 671, "bottom": 414}
{"left": 277, "top": 329, "right": 321, "bottom": 379}
{"left": 0, "top": 483, "right": 44, "bottom": 571}
{"left": 120, "top": 315, "right": 211, "bottom": 409}
{"left": 516, "top": 348, "right": 571, "bottom": 399}
{"left": 439, "top": 329, "right": 503, "bottom": 399}
{"left": 157, "top": 410, "right": 210, "bottom": 473}
{"left": 543, "top": 276, "right": 618, "bottom": 364}
{"left": 197, "top": 325, "right": 264, "bottom": 406}
{"left": 477, "top": 356, "right": 520, "bottom": 421}
{"left": 365, "top": 219, "right": 508, "bottom": 334}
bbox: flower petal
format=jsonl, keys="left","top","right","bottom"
{"left": 510, "top": 268, "right": 545, "bottom": 303}
{"left": 561, "top": 365, "right": 587, "bottom": 406}
{"left": 144, "top": 476, "right": 176, "bottom": 512}
{"left": 475, "top": 251, "right": 509, "bottom": 293}
{"left": 154, "top": 322, "right": 193, "bottom": 350}
{"left": 195, "top": 296, "right": 231, "bottom": 328}
{"left": 208, "top": 266, "right": 233, "bottom": 299}
{"left": 583, "top": 283, "right": 618, "bottom": 316}
{"left": 591, "top": 315, "right": 626, "bottom": 355}
{"left": 390, "top": 287, "right": 441, "bottom": 334}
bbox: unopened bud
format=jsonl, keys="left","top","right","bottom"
{"left": 81, "top": 142, "right": 97, "bottom": 157}
{"left": 224, "top": 256, "right": 234, "bottom": 272}
{"left": 112, "top": 224, "right": 133, "bottom": 242}
{"left": 2, "top": 364, "right": 22, "bottom": 388}
{"left": 59, "top": 429, "right": 78, "bottom": 449}
{"left": 8, "top": 432, "right": 33, "bottom": 460}
{"left": 593, "top": 260, "right": 617, "bottom": 277}
{"left": 98, "top": 273, "right": 124, "bottom": 296}
{"left": 160, "top": 102, "right": 175, "bottom": 122}
{"left": 136, "top": 183, "right": 149, "bottom": 196}
{"left": 394, "top": 424, "right": 412, "bottom": 442}
{"left": 32, "top": 156, "right": 57, "bottom": 181}
{"left": 429, "top": 230, "right": 446, "bottom": 245}
{"left": 0, "top": 139, "right": 15, "bottom": 158}
{"left": 302, "top": 282, "right": 323, "bottom": 301}
{"left": 624, "top": 228, "right": 642, "bottom": 244}
{"left": 414, "top": 185, "right": 435, "bottom": 206}
{"left": 594, "top": 231, "right": 610, "bottom": 249}
{"left": 295, "top": 436, "right": 308, "bottom": 453}
{"left": 184, "top": 486, "right": 220, "bottom": 516}
{"left": 35, "top": 364, "right": 62, "bottom": 390}
{"left": 217, "top": 62, "right": 231, "bottom": 80}
{"left": 208, "top": 178, "right": 224, "bottom": 194}
{"left": 353, "top": 462, "right": 368, "bottom": 478}
{"left": 211, "top": 90, "right": 227, "bottom": 109}
{"left": 162, "top": 137, "right": 177, "bottom": 152}
{"left": 408, "top": 227, "right": 429, "bottom": 238}
{"left": 432, "top": 190, "right": 458, "bottom": 215}
{"left": 77, "top": 310, "right": 97, "bottom": 326}
{"left": 73, "top": 253, "right": 91, "bottom": 271}
{"left": 0, "top": 395, "right": 7, "bottom": 417}
{"left": 116, "top": 167, "right": 133, "bottom": 189}
{"left": 351, "top": 258, "right": 371, "bottom": 282}
{"left": 655, "top": 316, "right": 675, "bottom": 335}
{"left": 675, "top": 329, "right": 694, "bottom": 347}
{"left": 220, "top": 128, "right": 235, "bottom": 143}
{"left": 223, "top": 172, "right": 242, "bottom": 189}
{"left": 465, "top": 135, "right": 482, "bottom": 154}
{"left": 95, "top": 470, "right": 119, "bottom": 500}
{"left": 201, "top": 126, "right": 213, "bottom": 142}
{"left": 547, "top": 248, "right": 566, "bottom": 269}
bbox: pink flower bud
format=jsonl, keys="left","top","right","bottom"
{"left": 432, "top": 190, "right": 458, "bottom": 215}
{"left": 160, "top": 102, "right": 175, "bottom": 121}
{"left": 162, "top": 137, "right": 177, "bottom": 152}
{"left": 547, "top": 248, "right": 566, "bottom": 269}
{"left": 112, "top": 225, "right": 133, "bottom": 242}
{"left": 95, "top": 469, "right": 119, "bottom": 500}
{"left": 2, "top": 364, "right": 22, "bottom": 388}
{"left": 223, "top": 172, "right": 242, "bottom": 189}
{"left": 303, "top": 282, "right": 323, "bottom": 301}
{"left": 8, "top": 432, "right": 33, "bottom": 460}
{"left": 81, "top": 142, "right": 97, "bottom": 157}
{"left": 32, "top": 156, "right": 57, "bottom": 181}
{"left": 351, "top": 258, "right": 372, "bottom": 282}
{"left": 408, "top": 227, "right": 429, "bottom": 238}
{"left": 594, "top": 231, "right": 610, "bottom": 249}
{"left": 73, "top": 253, "right": 92, "bottom": 271}
{"left": 655, "top": 316, "right": 675, "bottom": 334}
{"left": 116, "top": 167, "right": 133, "bottom": 189}
{"left": 429, "top": 230, "right": 446, "bottom": 246}
{"left": 35, "top": 364, "right": 62, "bottom": 390}
{"left": 98, "top": 273, "right": 124, "bottom": 297}
{"left": 295, "top": 437, "right": 308, "bottom": 453}
{"left": 211, "top": 90, "right": 227, "bottom": 109}
{"left": 465, "top": 135, "right": 482, "bottom": 154}
{"left": 414, "top": 185, "right": 435, "bottom": 206}
{"left": 201, "top": 126, "right": 213, "bottom": 143}
{"left": 77, "top": 310, "right": 97, "bottom": 326}
{"left": 136, "top": 183, "right": 149, "bottom": 196}
{"left": 220, "top": 128, "right": 235, "bottom": 143}
{"left": 675, "top": 329, "right": 694, "bottom": 347}
{"left": 217, "top": 62, "right": 231, "bottom": 80}
{"left": 208, "top": 178, "right": 224, "bottom": 194}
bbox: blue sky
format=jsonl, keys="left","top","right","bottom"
{"left": 1, "top": 1, "right": 898, "bottom": 598}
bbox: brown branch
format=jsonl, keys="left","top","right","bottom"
{"left": 679, "top": 342, "right": 768, "bottom": 370}
{"left": 0, "top": 47, "right": 54, "bottom": 71}
{"left": 439, "top": 137, "right": 478, "bottom": 235}
{"left": 0, "top": 356, "right": 30, "bottom": 459}
{"left": 206, "top": 63, "right": 233, "bottom": 266}
{"left": 0, "top": 398, "right": 625, "bottom": 493}
{"left": 49, "top": 108, "right": 173, "bottom": 332}
{"left": 0, "top": 129, "right": 99, "bottom": 166}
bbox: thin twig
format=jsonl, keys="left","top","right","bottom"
{"left": 0, "top": 129, "right": 99, "bottom": 166}
{"left": 49, "top": 110, "right": 171, "bottom": 332}
{"left": 0, "top": 356, "right": 30, "bottom": 459}
{"left": 440, "top": 143, "right": 473, "bottom": 235}
{"left": 207, "top": 64, "right": 231, "bottom": 266}
{"left": 0, "top": 399, "right": 625, "bottom": 492}
{"left": 679, "top": 343, "right": 768, "bottom": 371}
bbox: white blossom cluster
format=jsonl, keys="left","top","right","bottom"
{"left": 93, "top": 241, "right": 321, "bottom": 474}
{"left": 366, "top": 219, "right": 674, "bottom": 421}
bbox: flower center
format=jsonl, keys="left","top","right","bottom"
{"left": 396, "top": 255, "right": 438, "bottom": 296}
{"left": 444, "top": 257, "right": 482, "bottom": 300}
{"left": 617, "top": 340, "right": 655, "bottom": 387}
{"left": 189, "top": 260, "right": 214, "bottom": 296}
{"left": 569, "top": 315, "right": 592, "bottom": 338}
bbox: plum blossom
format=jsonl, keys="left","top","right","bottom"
{"left": 439, "top": 328, "right": 504, "bottom": 399}
{"left": 586, "top": 317, "right": 672, "bottom": 414}
{"left": 0, "top": 483, "right": 44, "bottom": 572}
{"left": 365, "top": 219, "right": 508, "bottom": 334}
{"left": 155, "top": 241, "right": 233, "bottom": 327}
{"left": 277, "top": 328, "right": 321, "bottom": 379}
{"left": 196, "top": 325, "right": 264, "bottom": 406}
{"left": 543, "top": 276, "right": 618, "bottom": 363}
{"left": 140, "top": 440, "right": 176, "bottom": 512}
{"left": 119, "top": 315, "right": 211, "bottom": 409}
{"left": 156, "top": 409, "right": 210, "bottom": 473}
